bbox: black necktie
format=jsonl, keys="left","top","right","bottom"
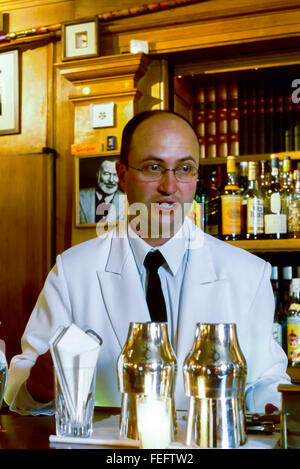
{"left": 144, "top": 250, "right": 167, "bottom": 322}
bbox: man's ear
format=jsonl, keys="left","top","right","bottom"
{"left": 116, "top": 160, "right": 127, "bottom": 193}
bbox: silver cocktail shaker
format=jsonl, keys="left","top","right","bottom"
{"left": 183, "top": 323, "right": 247, "bottom": 448}
{"left": 117, "top": 321, "right": 177, "bottom": 440}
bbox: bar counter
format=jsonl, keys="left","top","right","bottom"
{"left": 0, "top": 405, "right": 280, "bottom": 450}
{"left": 0, "top": 406, "right": 120, "bottom": 449}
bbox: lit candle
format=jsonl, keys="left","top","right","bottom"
{"left": 136, "top": 395, "right": 172, "bottom": 449}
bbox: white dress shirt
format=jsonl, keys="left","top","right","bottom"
{"left": 128, "top": 223, "right": 188, "bottom": 351}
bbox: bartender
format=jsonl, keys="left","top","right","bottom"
{"left": 5, "top": 110, "right": 290, "bottom": 415}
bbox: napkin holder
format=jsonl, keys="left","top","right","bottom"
{"left": 49, "top": 324, "right": 102, "bottom": 429}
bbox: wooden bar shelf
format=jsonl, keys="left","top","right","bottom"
{"left": 199, "top": 151, "right": 300, "bottom": 166}
{"left": 226, "top": 238, "right": 300, "bottom": 253}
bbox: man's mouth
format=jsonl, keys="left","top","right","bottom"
{"left": 153, "top": 200, "right": 178, "bottom": 209}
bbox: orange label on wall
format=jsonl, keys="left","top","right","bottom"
{"left": 221, "top": 194, "right": 242, "bottom": 235}
{"left": 71, "top": 142, "right": 102, "bottom": 155}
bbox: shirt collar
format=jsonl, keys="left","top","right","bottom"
{"left": 128, "top": 220, "right": 188, "bottom": 276}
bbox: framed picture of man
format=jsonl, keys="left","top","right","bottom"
{"left": 75, "top": 153, "right": 126, "bottom": 229}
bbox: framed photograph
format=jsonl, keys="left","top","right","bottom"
{"left": 75, "top": 153, "right": 126, "bottom": 230}
{"left": 0, "top": 50, "right": 19, "bottom": 135}
{"left": 62, "top": 17, "right": 99, "bottom": 61}
{"left": 91, "top": 102, "right": 115, "bottom": 128}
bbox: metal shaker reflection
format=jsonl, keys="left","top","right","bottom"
{"left": 183, "top": 323, "right": 247, "bottom": 448}
{"left": 117, "top": 321, "right": 177, "bottom": 440}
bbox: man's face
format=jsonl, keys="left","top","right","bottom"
{"left": 117, "top": 114, "right": 199, "bottom": 244}
{"left": 97, "top": 160, "right": 119, "bottom": 195}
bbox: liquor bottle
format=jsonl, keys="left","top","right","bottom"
{"left": 241, "top": 161, "right": 264, "bottom": 239}
{"left": 287, "top": 170, "right": 300, "bottom": 238}
{"left": 281, "top": 265, "right": 292, "bottom": 353}
{"left": 264, "top": 154, "right": 287, "bottom": 239}
{"left": 280, "top": 156, "right": 293, "bottom": 189}
{"left": 281, "top": 157, "right": 294, "bottom": 237}
{"left": 259, "top": 160, "right": 271, "bottom": 196}
{"left": 238, "top": 161, "right": 248, "bottom": 194}
{"left": 194, "top": 175, "right": 206, "bottom": 230}
{"left": 271, "top": 266, "right": 283, "bottom": 347}
{"left": 204, "top": 168, "right": 221, "bottom": 237}
{"left": 221, "top": 155, "right": 242, "bottom": 240}
{"left": 287, "top": 278, "right": 300, "bottom": 367}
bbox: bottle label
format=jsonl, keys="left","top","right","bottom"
{"left": 287, "top": 319, "right": 300, "bottom": 365}
{"left": 270, "top": 192, "right": 281, "bottom": 213}
{"left": 247, "top": 198, "right": 264, "bottom": 233}
{"left": 221, "top": 195, "right": 242, "bottom": 234}
{"left": 264, "top": 214, "right": 287, "bottom": 234}
{"left": 288, "top": 204, "right": 300, "bottom": 233}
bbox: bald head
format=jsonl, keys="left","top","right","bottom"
{"left": 120, "top": 110, "right": 199, "bottom": 166}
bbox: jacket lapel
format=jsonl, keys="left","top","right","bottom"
{"left": 96, "top": 232, "right": 150, "bottom": 350}
{"left": 174, "top": 231, "right": 231, "bottom": 407}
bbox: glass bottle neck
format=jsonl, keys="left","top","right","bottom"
{"left": 291, "top": 291, "right": 300, "bottom": 301}
{"left": 271, "top": 167, "right": 279, "bottom": 178}
{"left": 247, "top": 179, "right": 258, "bottom": 190}
{"left": 227, "top": 171, "right": 238, "bottom": 186}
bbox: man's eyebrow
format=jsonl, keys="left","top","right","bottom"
{"left": 141, "top": 155, "right": 198, "bottom": 164}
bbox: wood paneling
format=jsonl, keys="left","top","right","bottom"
{"left": 0, "top": 152, "right": 54, "bottom": 363}
{"left": 99, "top": 1, "right": 300, "bottom": 56}
{"left": 0, "top": 45, "right": 52, "bottom": 155}
{"left": 55, "top": 53, "right": 171, "bottom": 246}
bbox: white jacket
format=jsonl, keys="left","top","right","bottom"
{"left": 5, "top": 218, "right": 290, "bottom": 414}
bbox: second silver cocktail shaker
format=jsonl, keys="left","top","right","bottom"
{"left": 183, "top": 322, "right": 247, "bottom": 448}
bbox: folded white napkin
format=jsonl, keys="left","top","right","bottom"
{"left": 49, "top": 415, "right": 140, "bottom": 448}
{"left": 49, "top": 324, "right": 101, "bottom": 422}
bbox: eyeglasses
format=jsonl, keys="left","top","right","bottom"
{"left": 127, "top": 163, "right": 198, "bottom": 182}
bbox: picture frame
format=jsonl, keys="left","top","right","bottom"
{"left": 75, "top": 152, "right": 126, "bottom": 230}
{"left": 91, "top": 102, "right": 115, "bottom": 128}
{"left": 0, "top": 49, "right": 20, "bottom": 135}
{"left": 62, "top": 17, "right": 99, "bottom": 61}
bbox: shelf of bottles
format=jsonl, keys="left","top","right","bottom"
{"left": 196, "top": 151, "right": 300, "bottom": 252}
{"left": 271, "top": 265, "right": 300, "bottom": 377}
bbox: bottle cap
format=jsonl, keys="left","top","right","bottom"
{"left": 282, "top": 266, "right": 292, "bottom": 280}
{"left": 248, "top": 161, "right": 257, "bottom": 179}
{"left": 270, "top": 154, "right": 279, "bottom": 168}
{"left": 271, "top": 266, "right": 279, "bottom": 280}
{"left": 291, "top": 278, "right": 300, "bottom": 292}
{"left": 283, "top": 156, "right": 291, "bottom": 172}
{"left": 227, "top": 155, "right": 236, "bottom": 173}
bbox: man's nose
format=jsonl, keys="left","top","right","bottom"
{"left": 157, "top": 169, "right": 177, "bottom": 194}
